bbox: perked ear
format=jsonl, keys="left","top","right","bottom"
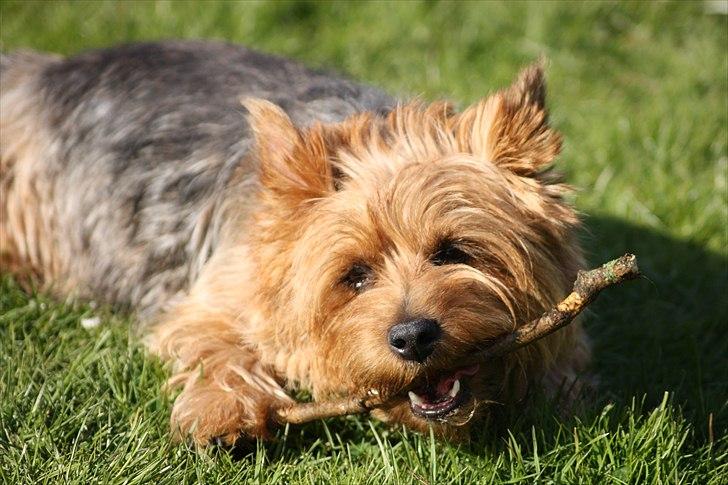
{"left": 453, "top": 63, "right": 562, "bottom": 177}
{"left": 243, "top": 98, "right": 335, "bottom": 202}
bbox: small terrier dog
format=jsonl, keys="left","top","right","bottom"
{"left": 0, "top": 41, "right": 590, "bottom": 445}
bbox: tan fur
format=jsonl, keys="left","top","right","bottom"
{"left": 0, "top": 51, "right": 67, "bottom": 290}
{"left": 151, "top": 65, "right": 591, "bottom": 445}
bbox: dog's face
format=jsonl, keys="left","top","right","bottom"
{"left": 246, "top": 66, "right": 583, "bottom": 437}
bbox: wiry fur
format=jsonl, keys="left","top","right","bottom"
{"left": 0, "top": 51, "right": 63, "bottom": 284}
{"left": 1, "top": 41, "right": 590, "bottom": 445}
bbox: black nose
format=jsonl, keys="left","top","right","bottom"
{"left": 388, "top": 318, "right": 441, "bottom": 362}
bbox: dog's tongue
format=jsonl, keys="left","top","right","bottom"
{"left": 434, "top": 364, "right": 480, "bottom": 396}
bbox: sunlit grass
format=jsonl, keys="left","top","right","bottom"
{"left": 1, "top": 1, "right": 726, "bottom": 483}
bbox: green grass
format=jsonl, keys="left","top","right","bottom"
{"left": 1, "top": 1, "right": 726, "bottom": 483}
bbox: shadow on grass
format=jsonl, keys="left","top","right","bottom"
{"left": 583, "top": 215, "right": 726, "bottom": 432}
{"left": 224, "top": 214, "right": 726, "bottom": 461}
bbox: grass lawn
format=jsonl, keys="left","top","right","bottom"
{"left": 1, "top": 1, "right": 726, "bottom": 483}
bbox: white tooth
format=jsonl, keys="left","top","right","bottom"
{"left": 448, "top": 379, "right": 460, "bottom": 398}
{"left": 408, "top": 391, "right": 424, "bottom": 407}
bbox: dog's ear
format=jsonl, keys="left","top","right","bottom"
{"left": 453, "top": 63, "right": 562, "bottom": 177}
{"left": 243, "top": 98, "right": 337, "bottom": 202}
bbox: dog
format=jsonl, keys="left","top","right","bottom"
{"left": 0, "top": 40, "right": 590, "bottom": 445}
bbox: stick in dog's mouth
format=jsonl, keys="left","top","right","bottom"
{"left": 274, "top": 253, "right": 641, "bottom": 426}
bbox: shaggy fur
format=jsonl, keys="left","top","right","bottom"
{"left": 0, "top": 40, "right": 590, "bottom": 445}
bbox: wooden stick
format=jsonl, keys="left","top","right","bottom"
{"left": 469, "top": 253, "right": 640, "bottom": 361}
{"left": 274, "top": 253, "right": 640, "bottom": 425}
{"left": 275, "top": 389, "right": 385, "bottom": 425}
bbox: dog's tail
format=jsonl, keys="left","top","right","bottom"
{"left": 0, "top": 49, "right": 58, "bottom": 92}
{"left": 0, "top": 49, "right": 58, "bottom": 166}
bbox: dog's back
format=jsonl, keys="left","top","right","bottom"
{"left": 0, "top": 41, "right": 391, "bottom": 317}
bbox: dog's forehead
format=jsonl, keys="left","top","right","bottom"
{"left": 349, "top": 156, "right": 506, "bottom": 212}
{"left": 317, "top": 158, "right": 512, "bottom": 257}
{"left": 341, "top": 153, "right": 505, "bottom": 197}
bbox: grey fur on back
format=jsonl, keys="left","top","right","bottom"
{"left": 2, "top": 40, "right": 393, "bottom": 319}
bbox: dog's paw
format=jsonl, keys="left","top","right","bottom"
{"left": 170, "top": 380, "right": 284, "bottom": 446}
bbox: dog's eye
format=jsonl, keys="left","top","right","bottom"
{"left": 341, "top": 264, "right": 372, "bottom": 292}
{"left": 431, "top": 241, "right": 470, "bottom": 266}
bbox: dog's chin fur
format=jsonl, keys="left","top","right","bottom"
{"left": 1, "top": 41, "right": 590, "bottom": 446}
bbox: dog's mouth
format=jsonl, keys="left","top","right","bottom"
{"left": 407, "top": 364, "right": 480, "bottom": 420}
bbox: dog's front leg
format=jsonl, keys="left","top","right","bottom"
{"left": 150, "top": 307, "right": 292, "bottom": 446}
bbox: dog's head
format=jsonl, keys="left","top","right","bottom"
{"left": 245, "top": 65, "right": 586, "bottom": 437}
